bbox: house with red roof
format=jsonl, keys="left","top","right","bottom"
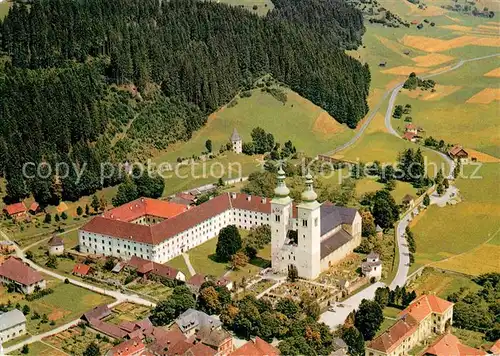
{"left": 72, "top": 263, "right": 93, "bottom": 277}
{"left": 0, "top": 256, "right": 46, "bottom": 294}
{"left": 3, "top": 202, "right": 27, "bottom": 220}
{"left": 229, "top": 337, "right": 279, "bottom": 356}
{"left": 405, "top": 123, "right": 418, "bottom": 134}
{"left": 448, "top": 145, "right": 469, "bottom": 163}
{"left": 489, "top": 339, "right": 500, "bottom": 355}
{"left": 422, "top": 333, "right": 486, "bottom": 356}
{"left": 28, "top": 202, "right": 42, "bottom": 215}
{"left": 366, "top": 294, "right": 454, "bottom": 356}
{"left": 106, "top": 337, "right": 146, "bottom": 356}
{"left": 127, "top": 256, "right": 185, "bottom": 282}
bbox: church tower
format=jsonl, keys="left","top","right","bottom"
{"left": 296, "top": 171, "right": 321, "bottom": 279}
{"left": 271, "top": 165, "right": 293, "bottom": 274}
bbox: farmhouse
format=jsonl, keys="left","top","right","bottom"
{"left": 402, "top": 131, "right": 419, "bottom": 142}
{"left": 366, "top": 295, "right": 454, "bottom": 356}
{"left": 448, "top": 145, "right": 469, "bottom": 163}
{"left": 0, "top": 257, "right": 46, "bottom": 294}
{"left": 2, "top": 202, "right": 27, "bottom": 220}
{"left": 0, "top": 309, "right": 26, "bottom": 343}
{"left": 231, "top": 128, "right": 242, "bottom": 154}
{"left": 422, "top": 333, "right": 486, "bottom": 356}
{"left": 405, "top": 123, "right": 418, "bottom": 135}
{"left": 79, "top": 170, "right": 361, "bottom": 280}
{"left": 48, "top": 235, "right": 64, "bottom": 256}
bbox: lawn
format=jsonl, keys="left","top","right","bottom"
{"left": 383, "top": 306, "right": 403, "bottom": 319}
{"left": 0, "top": 278, "right": 114, "bottom": 334}
{"left": 411, "top": 163, "right": 500, "bottom": 273}
{"left": 335, "top": 131, "right": 447, "bottom": 178}
{"left": 407, "top": 267, "right": 481, "bottom": 298}
{"left": 11, "top": 341, "right": 67, "bottom": 356}
{"left": 376, "top": 318, "right": 397, "bottom": 337}
{"left": 218, "top": 0, "right": 274, "bottom": 16}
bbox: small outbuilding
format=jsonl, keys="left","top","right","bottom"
{"left": 376, "top": 225, "right": 383, "bottom": 237}
{"left": 402, "top": 194, "right": 415, "bottom": 208}
{"left": 48, "top": 235, "right": 64, "bottom": 256}
{"left": 361, "top": 251, "right": 382, "bottom": 281}
{"left": 72, "top": 263, "right": 93, "bottom": 277}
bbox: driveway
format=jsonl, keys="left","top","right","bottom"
{"left": 319, "top": 282, "right": 384, "bottom": 329}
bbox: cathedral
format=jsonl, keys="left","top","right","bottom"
{"left": 271, "top": 166, "right": 362, "bottom": 280}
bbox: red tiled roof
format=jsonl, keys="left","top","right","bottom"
{"left": 107, "top": 337, "right": 145, "bottom": 356}
{"left": 128, "top": 256, "right": 180, "bottom": 280}
{"left": 72, "top": 263, "right": 92, "bottom": 276}
{"left": 149, "top": 328, "right": 187, "bottom": 354}
{"left": 403, "top": 132, "right": 416, "bottom": 141}
{"left": 166, "top": 341, "right": 194, "bottom": 356}
{"left": 188, "top": 274, "right": 206, "bottom": 287}
{"left": 3, "top": 202, "right": 26, "bottom": 216}
{"left": 230, "top": 193, "right": 271, "bottom": 214}
{"left": 490, "top": 339, "right": 500, "bottom": 354}
{"left": 81, "top": 194, "right": 232, "bottom": 245}
{"left": 29, "top": 202, "right": 40, "bottom": 212}
{"left": 103, "top": 197, "right": 187, "bottom": 222}
{"left": 449, "top": 145, "right": 468, "bottom": 157}
{"left": 128, "top": 256, "right": 154, "bottom": 274}
{"left": 185, "top": 342, "right": 217, "bottom": 356}
{"left": 151, "top": 263, "right": 180, "bottom": 280}
{"left": 367, "top": 315, "right": 418, "bottom": 353}
{"left": 177, "top": 193, "right": 197, "bottom": 203}
{"left": 424, "top": 334, "right": 487, "bottom": 356}
{"left": 399, "top": 295, "right": 453, "bottom": 322}
{"left": 230, "top": 337, "right": 280, "bottom": 356}
{"left": 0, "top": 257, "right": 44, "bottom": 285}
{"left": 405, "top": 123, "right": 417, "bottom": 130}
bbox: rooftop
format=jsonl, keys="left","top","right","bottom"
{"left": 3, "top": 202, "right": 26, "bottom": 216}
{"left": 103, "top": 197, "right": 187, "bottom": 222}
{"left": 230, "top": 337, "right": 280, "bottom": 356}
{"left": 175, "top": 309, "right": 222, "bottom": 333}
{"left": 0, "top": 257, "right": 44, "bottom": 285}
{"left": 72, "top": 263, "right": 92, "bottom": 276}
{"left": 367, "top": 315, "right": 418, "bottom": 353}
{"left": 399, "top": 294, "right": 454, "bottom": 322}
{"left": 48, "top": 235, "right": 64, "bottom": 246}
{"left": 106, "top": 337, "right": 145, "bottom": 356}
{"left": 423, "top": 333, "right": 486, "bottom": 356}
{"left": 231, "top": 128, "right": 242, "bottom": 141}
{"left": 0, "top": 309, "right": 26, "bottom": 331}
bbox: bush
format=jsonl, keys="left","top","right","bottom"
{"left": 240, "top": 90, "right": 252, "bottom": 98}
{"left": 25, "top": 288, "right": 54, "bottom": 301}
{"left": 64, "top": 278, "right": 70, "bottom": 284}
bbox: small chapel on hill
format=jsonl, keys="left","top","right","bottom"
{"left": 271, "top": 167, "right": 362, "bottom": 280}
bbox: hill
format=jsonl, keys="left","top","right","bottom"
{"left": 0, "top": 0, "right": 370, "bottom": 205}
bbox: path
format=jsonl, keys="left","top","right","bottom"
{"left": 182, "top": 252, "right": 196, "bottom": 276}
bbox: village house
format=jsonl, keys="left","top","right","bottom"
{"left": 366, "top": 295, "right": 454, "bottom": 356}
{"left": 72, "top": 263, "right": 93, "bottom": 277}
{"left": 173, "top": 309, "right": 223, "bottom": 338}
{"left": 402, "top": 194, "right": 415, "bottom": 208}
{"left": 28, "top": 202, "right": 42, "bottom": 215}
{"left": 2, "top": 202, "right": 27, "bottom": 220}
{"left": 127, "top": 255, "right": 186, "bottom": 282}
{"left": 422, "top": 333, "right": 486, "bottom": 356}
{"left": 361, "top": 251, "right": 382, "bottom": 281}
{"left": 405, "top": 123, "right": 418, "bottom": 135}
{"left": 229, "top": 337, "right": 280, "bottom": 356}
{"left": 195, "top": 326, "right": 233, "bottom": 356}
{"left": 230, "top": 128, "right": 242, "bottom": 154}
{"left": 0, "top": 309, "right": 27, "bottom": 343}
{"left": 448, "top": 145, "right": 469, "bottom": 163}
{"left": 106, "top": 337, "right": 147, "bottom": 356}
{"left": 0, "top": 241, "right": 16, "bottom": 254}
{"left": 402, "top": 131, "right": 418, "bottom": 142}
{"left": 0, "top": 257, "right": 46, "bottom": 294}
{"left": 48, "top": 235, "right": 65, "bottom": 256}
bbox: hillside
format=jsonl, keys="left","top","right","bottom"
{"left": 0, "top": 0, "right": 370, "bottom": 205}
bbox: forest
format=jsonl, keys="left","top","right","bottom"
{"left": 0, "top": 0, "right": 370, "bottom": 204}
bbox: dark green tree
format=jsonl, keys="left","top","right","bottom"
{"left": 91, "top": 195, "right": 100, "bottom": 213}
{"left": 76, "top": 206, "right": 83, "bottom": 216}
{"left": 205, "top": 139, "right": 213, "bottom": 153}
{"left": 83, "top": 342, "right": 100, "bottom": 356}
{"left": 44, "top": 213, "right": 52, "bottom": 224}
{"left": 354, "top": 299, "right": 384, "bottom": 340}
{"left": 341, "top": 326, "right": 365, "bottom": 356}
{"left": 150, "top": 285, "right": 196, "bottom": 326}
{"left": 215, "top": 225, "right": 242, "bottom": 262}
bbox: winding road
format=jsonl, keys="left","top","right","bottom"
{"left": 319, "top": 52, "right": 499, "bottom": 329}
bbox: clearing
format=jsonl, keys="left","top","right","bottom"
{"left": 411, "top": 163, "right": 500, "bottom": 273}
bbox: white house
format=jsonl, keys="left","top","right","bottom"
{"left": 0, "top": 257, "right": 46, "bottom": 294}
{"left": 0, "top": 309, "right": 26, "bottom": 343}
{"left": 361, "top": 251, "right": 382, "bottom": 281}
{"left": 48, "top": 235, "right": 64, "bottom": 256}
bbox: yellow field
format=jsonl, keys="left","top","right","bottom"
{"left": 466, "top": 148, "right": 500, "bottom": 163}
{"left": 381, "top": 65, "right": 429, "bottom": 75}
{"left": 376, "top": 35, "right": 414, "bottom": 58}
{"left": 440, "top": 24, "right": 499, "bottom": 35}
{"left": 466, "top": 88, "right": 500, "bottom": 104}
{"left": 484, "top": 67, "right": 500, "bottom": 77}
{"left": 402, "top": 85, "right": 462, "bottom": 101}
{"left": 312, "top": 111, "right": 345, "bottom": 137}
{"left": 411, "top": 53, "right": 454, "bottom": 67}
{"left": 402, "top": 34, "right": 500, "bottom": 52}
{"left": 434, "top": 243, "right": 500, "bottom": 275}
{"left": 429, "top": 65, "right": 452, "bottom": 74}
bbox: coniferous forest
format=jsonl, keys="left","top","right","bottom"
{"left": 0, "top": 0, "right": 371, "bottom": 204}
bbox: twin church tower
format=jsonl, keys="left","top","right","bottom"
{"left": 270, "top": 166, "right": 362, "bottom": 280}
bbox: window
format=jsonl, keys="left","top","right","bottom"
{"left": 275, "top": 215, "right": 280, "bottom": 222}
{"left": 302, "top": 219, "right": 308, "bottom": 227}
{"left": 314, "top": 217, "right": 318, "bottom": 227}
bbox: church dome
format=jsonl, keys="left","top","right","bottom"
{"left": 301, "top": 171, "right": 317, "bottom": 202}
{"left": 274, "top": 166, "right": 290, "bottom": 198}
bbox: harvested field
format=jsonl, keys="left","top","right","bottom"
{"left": 466, "top": 88, "right": 500, "bottom": 104}
{"left": 484, "top": 67, "right": 500, "bottom": 77}
{"left": 402, "top": 35, "right": 500, "bottom": 52}
{"left": 411, "top": 53, "right": 454, "bottom": 67}
{"left": 312, "top": 111, "right": 344, "bottom": 136}
{"left": 381, "top": 66, "right": 428, "bottom": 75}
{"left": 465, "top": 148, "right": 500, "bottom": 163}
{"left": 433, "top": 243, "right": 500, "bottom": 275}
{"left": 478, "top": 24, "right": 500, "bottom": 31}
{"left": 385, "top": 77, "right": 406, "bottom": 90}
{"left": 376, "top": 35, "right": 413, "bottom": 58}
{"left": 440, "top": 24, "right": 498, "bottom": 35}
{"left": 402, "top": 85, "right": 462, "bottom": 101}
{"left": 445, "top": 15, "right": 461, "bottom": 22}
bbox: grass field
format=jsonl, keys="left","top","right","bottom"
{"left": 0, "top": 278, "right": 113, "bottom": 335}
{"left": 410, "top": 163, "right": 500, "bottom": 273}
{"left": 0, "top": 0, "right": 11, "bottom": 19}
{"left": 218, "top": 0, "right": 274, "bottom": 16}
{"left": 408, "top": 267, "right": 481, "bottom": 298}
{"left": 11, "top": 341, "right": 67, "bottom": 356}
